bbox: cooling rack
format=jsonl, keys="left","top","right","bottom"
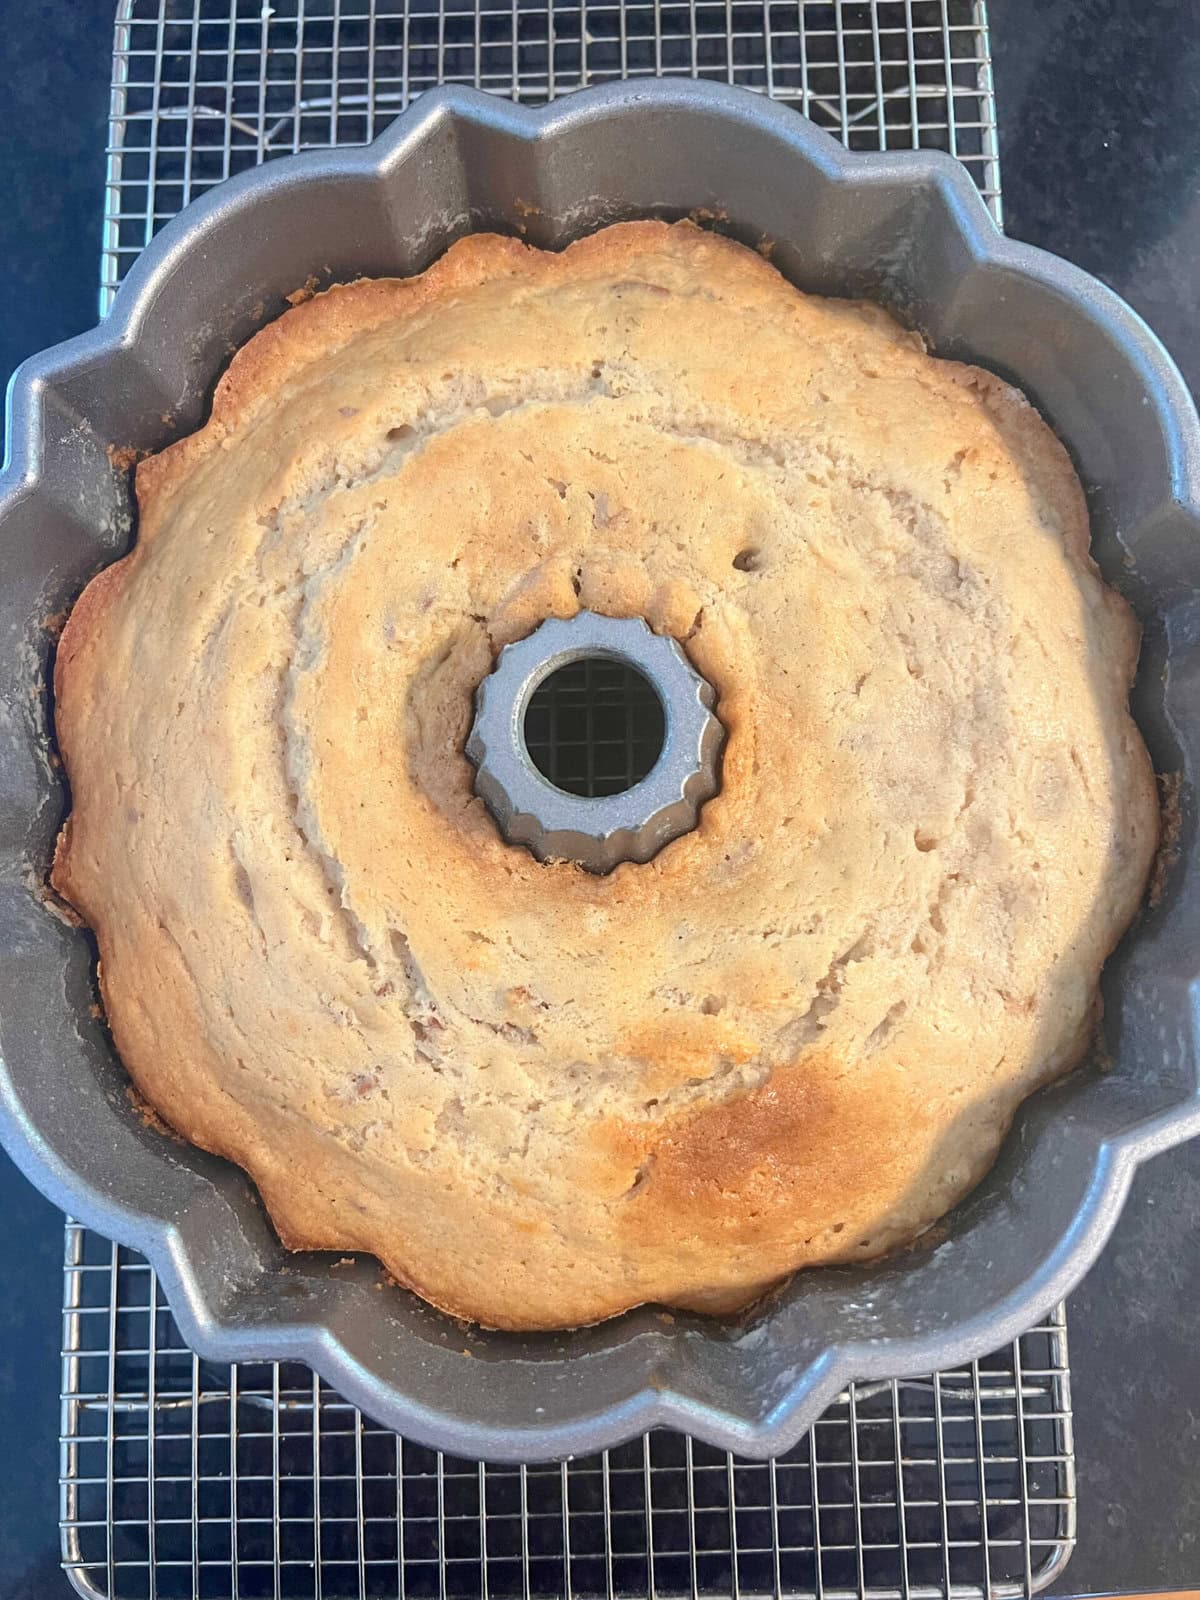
{"left": 60, "top": 3, "right": 1075, "bottom": 1596}
{"left": 61, "top": 1227, "right": 1075, "bottom": 1600}
{"left": 100, "top": 0, "right": 1003, "bottom": 311}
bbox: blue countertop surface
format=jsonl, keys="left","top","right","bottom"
{"left": 1, "top": 1, "right": 1197, "bottom": 1594}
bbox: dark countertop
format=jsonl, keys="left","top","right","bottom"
{"left": 1, "top": 2, "right": 1196, "bottom": 1595}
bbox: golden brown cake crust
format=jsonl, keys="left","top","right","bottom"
{"left": 52, "top": 221, "right": 1158, "bottom": 1330}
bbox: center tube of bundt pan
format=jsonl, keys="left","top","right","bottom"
{"left": 465, "top": 611, "right": 724, "bottom": 872}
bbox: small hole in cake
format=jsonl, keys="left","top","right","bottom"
{"left": 732, "top": 547, "right": 764, "bottom": 572}
{"left": 914, "top": 828, "right": 938, "bottom": 852}
{"left": 386, "top": 423, "right": 414, "bottom": 442}
{"left": 523, "top": 656, "right": 665, "bottom": 798}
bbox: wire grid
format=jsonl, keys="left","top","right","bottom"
{"left": 61, "top": 1227, "right": 1075, "bottom": 1600}
{"left": 100, "top": 0, "right": 1001, "bottom": 310}
{"left": 523, "top": 658, "right": 667, "bottom": 796}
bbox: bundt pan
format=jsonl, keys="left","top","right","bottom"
{"left": 2, "top": 80, "right": 1199, "bottom": 1462}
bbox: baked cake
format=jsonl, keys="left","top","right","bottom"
{"left": 51, "top": 221, "right": 1158, "bottom": 1330}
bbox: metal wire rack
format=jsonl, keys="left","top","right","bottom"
{"left": 100, "top": 0, "right": 1002, "bottom": 312}
{"left": 59, "top": 3, "right": 1074, "bottom": 1597}
{"left": 62, "top": 1227, "right": 1075, "bottom": 1600}
{"left": 523, "top": 658, "right": 667, "bottom": 796}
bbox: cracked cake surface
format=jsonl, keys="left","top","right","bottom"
{"left": 51, "top": 220, "right": 1157, "bottom": 1330}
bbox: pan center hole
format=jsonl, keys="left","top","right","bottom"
{"left": 522, "top": 656, "right": 666, "bottom": 797}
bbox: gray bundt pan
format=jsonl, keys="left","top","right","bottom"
{"left": 1, "top": 80, "right": 1198, "bottom": 1462}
